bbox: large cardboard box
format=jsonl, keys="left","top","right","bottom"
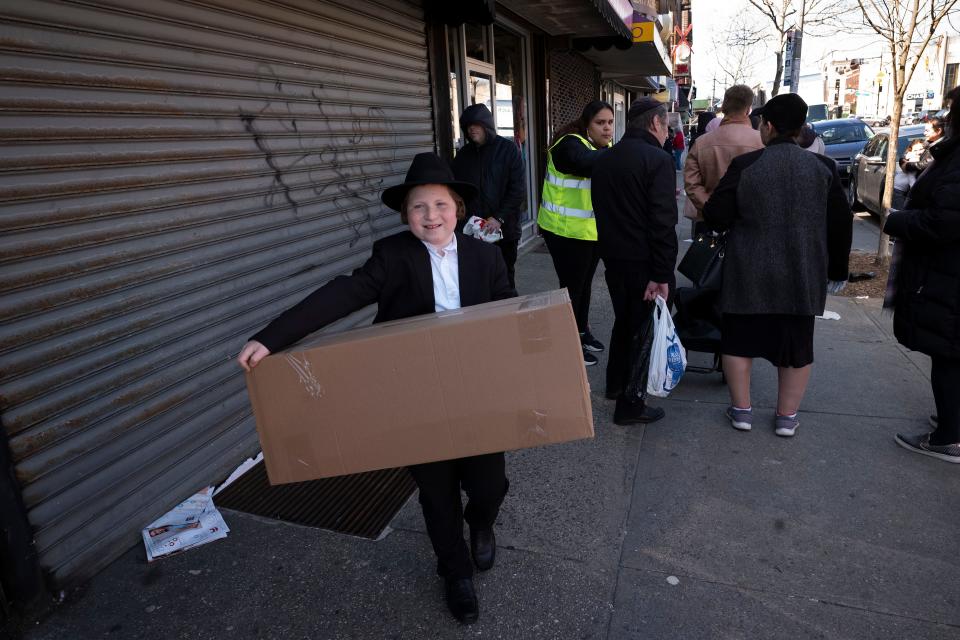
{"left": 245, "top": 289, "right": 594, "bottom": 484}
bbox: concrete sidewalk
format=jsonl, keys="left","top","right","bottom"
{"left": 17, "top": 217, "right": 959, "bottom": 639}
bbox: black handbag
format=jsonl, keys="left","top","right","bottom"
{"left": 678, "top": 232, "right": 726, "bottom": 290}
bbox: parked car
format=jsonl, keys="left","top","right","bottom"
{"left": 848, "top": 124, "right": 926, "bottom": 215}
{"left": 806, "top": 103, "right": 829, "bottom": 122}
{"left": 810, "top": 118, "right": 876, "bottom": 183}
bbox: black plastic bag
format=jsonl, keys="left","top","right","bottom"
{"left": 624, "top": 312, "right": 656, "bottom": 402}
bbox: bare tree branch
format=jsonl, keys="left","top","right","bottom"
{"left": 712, "top": 13, "right": 770, "bottom": 88}
{"left": 849, "top": 0, "right": 959, "bottom": 262}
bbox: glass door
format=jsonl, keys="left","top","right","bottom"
{"left": 467, "top": 65, "right": 495, "bottom": 113}
{"left": 447, "top": 26, "right": 463, "bottom": 154}
{"left": 464, "top": 24, "right": 496, "bottom": 130}
{"left": 448, "top": 20, "right": 537, "bottom": 238}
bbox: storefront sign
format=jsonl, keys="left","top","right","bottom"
{"left": 783, "top": 31, "right": 794, "bottom": 88}
{"left": 672, "top": 24, "right": 692, "bottom": 63}
{"left": 632, "top": 21, "right": 655, "bottom": 43}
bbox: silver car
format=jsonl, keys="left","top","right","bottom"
{"left": 849, "top": 125, "right": 926, "bottom": 215}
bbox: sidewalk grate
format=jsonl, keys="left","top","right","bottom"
{"left": 214, "top": 463, "right": 416, "bottom": 539}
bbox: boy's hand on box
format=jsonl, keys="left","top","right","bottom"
{"left": 238, "top": 340, "right": 271, "bottom": 371}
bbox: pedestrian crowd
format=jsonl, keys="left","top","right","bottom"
{"left": 235, "top": 83, "right": 960, "bottom": 625}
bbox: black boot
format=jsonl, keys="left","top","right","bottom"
{"left": 470, "top": 527, "right": 496, "bottom": 571}
{"left": 614, "top": 396, "right": 665, "bottom": 425}
{"left": 444, "top": 576, "right": 479, "bottom": 624}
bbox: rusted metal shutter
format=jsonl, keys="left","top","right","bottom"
{"left": 0, "top": 0, "right": 432, "bottom": 587}
{"left": 549, "top": 50, "right": 598, "bottom": 137}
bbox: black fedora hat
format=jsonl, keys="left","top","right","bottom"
{"left": 381, "top": 153, "right": 478, "bottom": 212}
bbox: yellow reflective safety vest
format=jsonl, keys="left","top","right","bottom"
{"left": 537, "top": 134, "right": 600, "bottom": 241}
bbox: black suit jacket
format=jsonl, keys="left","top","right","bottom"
{"left": 252, "top": 231, "right": 517, "bottom": 353}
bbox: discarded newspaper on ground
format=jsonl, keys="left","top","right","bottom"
{"left": 141, "top": 486, "right": 229, "bottom": 562}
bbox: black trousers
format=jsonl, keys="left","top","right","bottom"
{"left": 541, "top": 229, "right": 600, "bottom": 333}
{"left": 603, "top": 260, "right": 656, "bottom": 399}
{"left": 496, "top": 238, "right": 520, "bottom": 290}
{"left": 407, "top": 453, "right": 508, "bottom": 579}
{"left": 930, "top": 357, "right": 960, "bottom": 444}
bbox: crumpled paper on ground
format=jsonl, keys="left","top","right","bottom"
{"left": 142, "top": 486, "right": 229, "bottom": 562}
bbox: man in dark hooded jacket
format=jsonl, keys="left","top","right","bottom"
{"left": 451, "top": 104, "right": 527, "bottom": 288}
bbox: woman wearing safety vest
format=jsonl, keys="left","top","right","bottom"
{"left": 537, "top": 100, "right": 614, "bottom": 367}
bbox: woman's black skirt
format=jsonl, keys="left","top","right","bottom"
{"left": 721, "top": 313, "right": 815, "bottom": 368}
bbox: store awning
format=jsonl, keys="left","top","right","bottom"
{"left": 573, "top": 18, "right": 672, "bottom": 78}
{"left": 603, "top": 74, "right": 660, "bottom": 93}
{"left": 497, "top": 0, "right": 633, "bottom": 39}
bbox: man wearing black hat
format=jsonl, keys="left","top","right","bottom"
{"left": 451, "top": 104, "right": 527, "bottom": 288}
{"left": 592, "top": 97, "right": 679, "bottom": 425}
{"left": 238, "top": 152, "right": 516, "bottom": 624}
{"left": 702, "top": 93, "right": 851, "bottom": 438}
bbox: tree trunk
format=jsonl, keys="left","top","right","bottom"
{"left": 771, "top": 49, "right": 783, "bottom": 97}
{"left": 876, "top": 94, "right": 904, "bottom": 265}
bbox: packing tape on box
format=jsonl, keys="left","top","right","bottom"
{"left": 517, "top": 408, "right": 548, "bottom": 442}
{"left": 517, "top": 308, "right": 553, "bottom": 354}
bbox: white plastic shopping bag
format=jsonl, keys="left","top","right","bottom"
{"left": 462, "top": 215, "right": 503, "bottom": 243}
{"left": 647, "top": 295, "right": 687, "bottom": 398}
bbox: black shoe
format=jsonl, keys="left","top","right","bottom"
{"left": 580, "top": 331, "right": 605, "bottom": 353}
{"left": 895, "top": 432, "right": 960, "bottom": 464}
{"left": 583, "top": 350, "right": 599, "bottom": 367}
{"left": 470, "top": 527, "right": 496, "bottom": 571}
{"left": 614, "top": 399, "right": 665, "bottom": 425}
{"left": 444, "top": 577, "right": 479, "bottom": 624}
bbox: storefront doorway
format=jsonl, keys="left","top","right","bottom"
{"left": 447, "top": 19, "right": 538, "bottom": 240}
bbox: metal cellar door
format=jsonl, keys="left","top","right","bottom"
{"left": 0, "top": 0, "right": 432, "bottom": 586}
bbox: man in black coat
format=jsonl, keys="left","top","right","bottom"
{"left": 451, "top": 104, "right": 527, "bottom": 288}
{"left": 592, "top": 98, "right": 679, "bottom": 425}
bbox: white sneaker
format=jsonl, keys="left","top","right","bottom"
{"left": 725, "top": 406, "right": 752, "bottom": 431}
{"left": 775, "top": 413, "right": 799, "bottom": 437}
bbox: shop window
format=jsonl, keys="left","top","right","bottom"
{"left": 493, "top": 26, "right": 526, "bottom": 152}
{"left": 493, "top": 24, "right": 534, "bottom": 225}
{"left": 464, "top": 23, "right": 490, "bottom": 62}
{"left": 945, "top": 63, "right": 958, "bottom": 96}
{"left": 468, "top": 71, "right": 493, "bottom": 109}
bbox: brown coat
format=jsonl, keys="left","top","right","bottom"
{"left": 683, "top": 114, "right": 763, "bottom": 221}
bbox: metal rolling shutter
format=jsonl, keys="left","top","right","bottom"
{"left": 0, "top": 0, "right": 432, "bottom": 586}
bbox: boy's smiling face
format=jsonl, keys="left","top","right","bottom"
{"left": 406, "top": 184, "right": 458, "bottom": 249}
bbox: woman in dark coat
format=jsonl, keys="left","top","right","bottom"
{"left": 703, "top": 93, "right": 851, "bottom": 438}
{"left": 238, "top": 153, "right": 516, "bottom": 622}
{"left": 888, "top": 86, "right": 960, "bottom": 463}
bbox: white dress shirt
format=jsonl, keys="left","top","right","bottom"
{"left": 422, "top": 236, "right": 461, "bottom": 312}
